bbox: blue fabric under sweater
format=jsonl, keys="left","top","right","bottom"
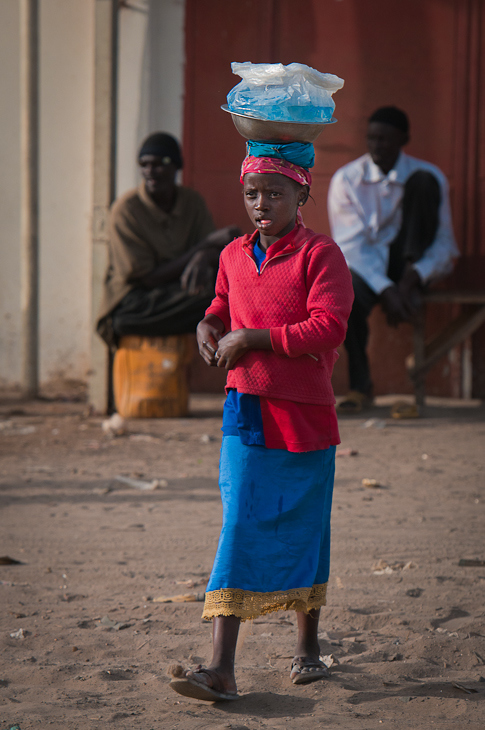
{"left": 221, "top": 238, "right": 268, "bottom": 445}
{"left": 252, "top": 238, "right": 266, "bottom": 271}
{"left": 222, "top": 389, "right": 265, "bottom": 446}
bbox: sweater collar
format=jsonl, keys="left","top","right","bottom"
{"left": 242, "top": 223, "right": 308, "bottom": 259}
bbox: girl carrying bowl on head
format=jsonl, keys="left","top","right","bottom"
{"left": 170, "top": 138, "right": 354, "bottom": 701}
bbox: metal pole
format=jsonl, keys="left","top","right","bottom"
{"left": 19, "top": 0, "right": 39, "bottom": 398}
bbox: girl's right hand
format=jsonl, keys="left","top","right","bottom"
{"left": 196, "top": 316, "right": 225, "bottom": 366}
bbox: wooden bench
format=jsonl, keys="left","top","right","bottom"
{"left": 407, "top": 290, "right": 485, "bottom": 406}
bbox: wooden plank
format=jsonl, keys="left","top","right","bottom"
{"left": 424, "top": 290, "right": 485, "bottom": 304}
{"left": 412, "top": 307, "right": 426, "bottom": 407}
{"left": 409, "top": 305, "right": 485, "bottom": 380}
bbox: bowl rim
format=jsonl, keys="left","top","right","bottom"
{"left": 221, "top": 103, "right": 337, "bottom": 126}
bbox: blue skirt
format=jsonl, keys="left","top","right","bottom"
{"left": 202, "top": 436, "right": 336, "bottom": 621}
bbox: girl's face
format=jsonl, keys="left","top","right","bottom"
{"left": 243, "top": 173, "right": 308, "bottom": 249}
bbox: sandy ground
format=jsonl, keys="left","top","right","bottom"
{"left": 0, "top": 390, "right": 484, "bottom": 730}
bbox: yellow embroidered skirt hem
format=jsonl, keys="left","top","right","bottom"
{"left": 202, "top": 583, "right": 327, "bottom": 622}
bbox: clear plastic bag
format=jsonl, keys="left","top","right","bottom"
{"left": 227, "top": 62, "right": 344, "bottom": 123}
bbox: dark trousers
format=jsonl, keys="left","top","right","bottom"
{"left": 95, "top": 281, "right": 215, "bottom": 349}
{"left": 344, "top": 170, "right": 441, "bottom": 395}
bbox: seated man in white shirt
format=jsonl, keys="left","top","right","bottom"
{"left": 327, "top": 106, "right": 459, "bottom": 412}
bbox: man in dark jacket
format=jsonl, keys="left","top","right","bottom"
{"left": 97, "top": 132, "right": 239, "bottom": 346}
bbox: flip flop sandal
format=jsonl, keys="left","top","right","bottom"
{"left": 290, "top": 656, "right": 330, "bottom": 685}
{"left": 337, "top": 391, "right": 373, "bottom": 414}
{"left": 169, "top": 667, "right": 239, "bottom": 702}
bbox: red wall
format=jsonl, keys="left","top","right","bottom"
{"left": 184, "top": 0, "right": 485, "bottom": 397}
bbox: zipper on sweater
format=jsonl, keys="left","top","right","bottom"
{"left": 259, "top": 251, "right": 296, "bottom": 274}
{"left": 243, "top": 249, "right": 260, "bottom": 274}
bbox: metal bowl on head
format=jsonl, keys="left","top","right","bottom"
{"left": 221, "top": 104, "right": 336, "bottom": 143}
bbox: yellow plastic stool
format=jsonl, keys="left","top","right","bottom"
{"left": 113, "top": 335, "right": 193, "bottom": 418}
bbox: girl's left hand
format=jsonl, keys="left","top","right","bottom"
{"left": 215, "top": 328, "right": 272, "bottom": 369}
{"left": 214, "top": 330, "right": 250, "bottom": 370}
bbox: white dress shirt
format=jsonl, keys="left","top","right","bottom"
{"left": 327, "top": 151, "right": 459, "bottom": 294}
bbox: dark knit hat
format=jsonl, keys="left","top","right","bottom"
{"left": 368, "top": 106, "right": 409, "bottom": 134}
{"left": 138, "top": 132, "right": 183, "bottom": 168}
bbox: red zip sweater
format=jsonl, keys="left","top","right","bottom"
{"left": 206, "top": 223, "right": 354, "bottom": 405}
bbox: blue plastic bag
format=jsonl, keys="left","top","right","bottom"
{"left": 227, "top": 62, "right": 344, "bottom": 123}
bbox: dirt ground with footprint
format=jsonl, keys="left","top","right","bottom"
{"left": 0, "top": 390, "right": 484, "bottom": 729}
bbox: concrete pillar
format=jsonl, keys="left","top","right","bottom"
{"left": 88, "top": 0, "right": 118, "bottom": 413}
{"left": 19, "top": 0, "right": 39, "bottom": 398}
